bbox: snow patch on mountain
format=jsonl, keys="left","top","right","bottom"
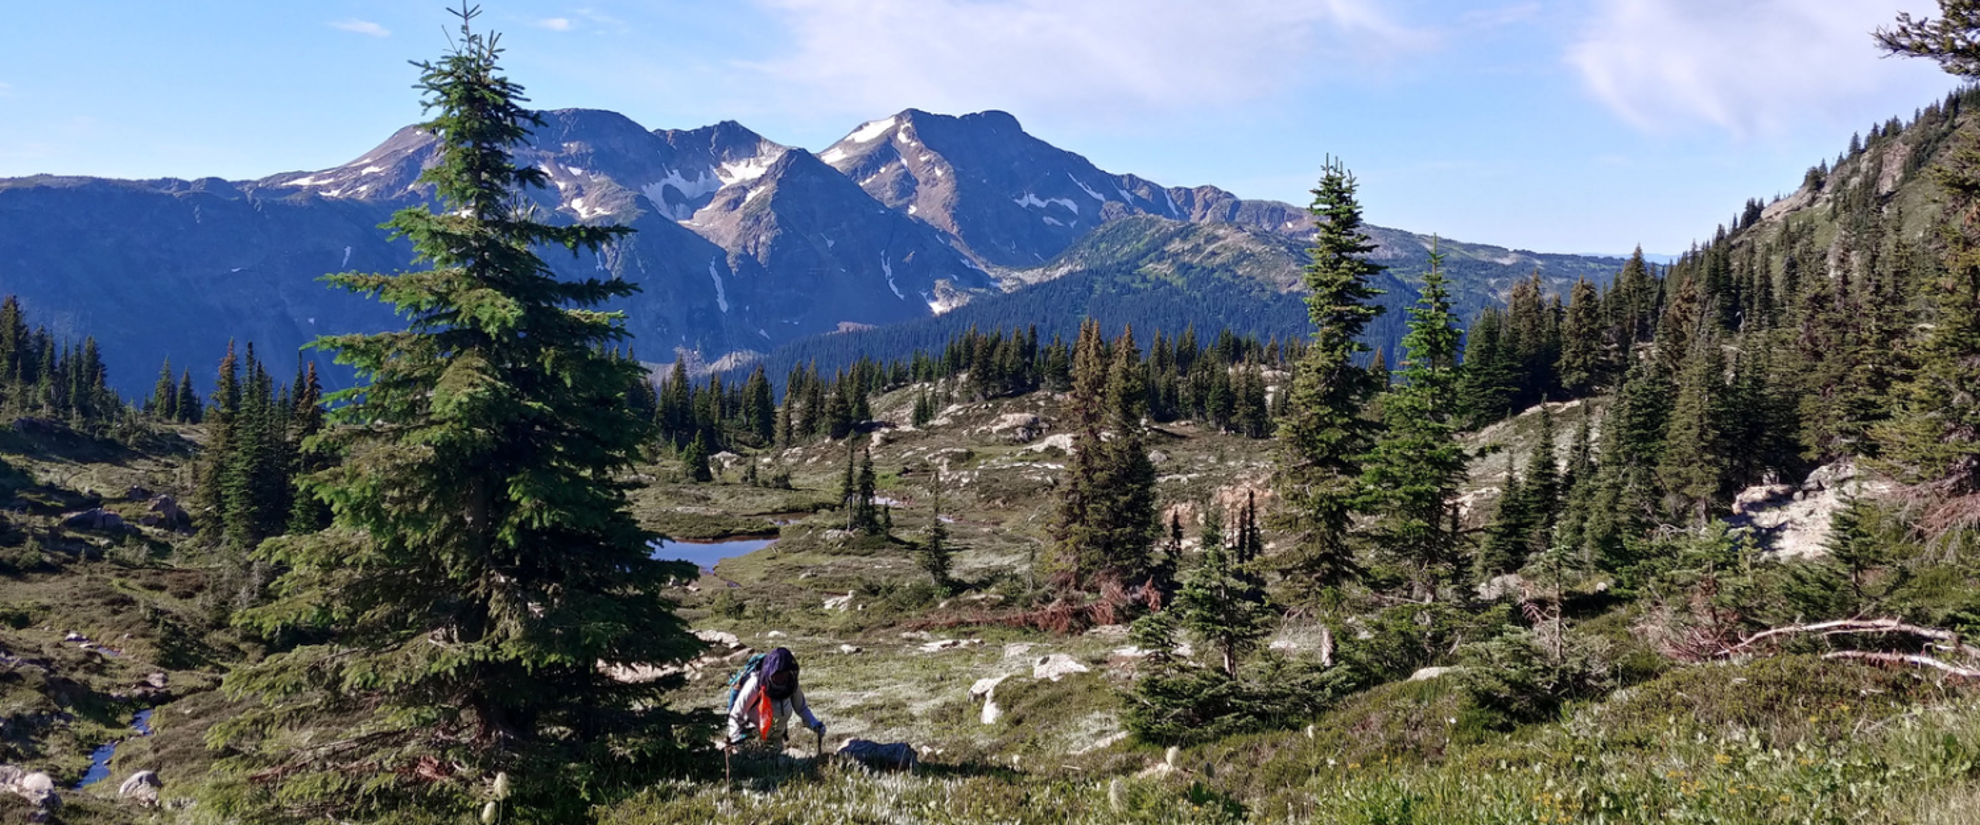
{"left": 848, "top": 117, "right": 896, "bottom": 143}
{"left": 1070, "top": 175, "right": 1109, "bottom": 203}
{"left": 719, "top": 155, "right": 775, "bottom": 186}
{"left": 820, "top": 146, "right": 850, "bottom": 164}
{"left": 708, "top": 258, "right": 730, "bottom": 313}
{"left": 1013, "top": 192, "right": 1079, "bottom": 214}
{"left": 881, "top": 256, "right": 904, "bottom": 299}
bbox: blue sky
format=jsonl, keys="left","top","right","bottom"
{"left": 0, "top": 1, "right": 1961, "bottom": 256}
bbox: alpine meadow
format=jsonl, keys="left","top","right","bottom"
{"left": 8, "top": 2, "right": 1980, "bottom": 823}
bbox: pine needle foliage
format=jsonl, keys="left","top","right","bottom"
{"left": 206, "top": 8, "right": 701, "bottom": 822}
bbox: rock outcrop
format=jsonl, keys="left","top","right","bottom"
{"left": 1730, "top": 460, "right": 1894, "bottom": 558}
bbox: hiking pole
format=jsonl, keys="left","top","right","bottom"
{"left": 815, "top": 727, "right": 824, "bottom": 762}
{"left": 724, "top": 742, "right": 733, "bottom": 788}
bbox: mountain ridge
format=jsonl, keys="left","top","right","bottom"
{"left": 0, "top": 106, "right": 1628, "bottom": 396}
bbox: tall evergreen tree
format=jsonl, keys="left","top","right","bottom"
{"left": 1359, "top": 241, "right": 1468, "bottom": 600}
{"left": 209, "top": 12, "right": 701, "bottom": 820}
{"left": 1273, "top": 159, "right": 1385, "bottom": 606}
{"left": 1868, "top": 19, "right": 1980, "bottom": 513}
{"left": 1659, "top": 335, "right": 1732, "bottom": 525}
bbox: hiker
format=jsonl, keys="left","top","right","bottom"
{"left": 725, "top": 647, "right": 826, "bottom": 749}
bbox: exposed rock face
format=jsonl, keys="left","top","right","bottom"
{"left": 1730, "top": 459, "right": 1895, "bottom": 558}
{"left": 987, "top": 413, "right": 1045, "bottom": 444}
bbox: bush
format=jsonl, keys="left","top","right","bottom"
{"left": 1457, "top": 626, "right": 1612, "bottom": 724}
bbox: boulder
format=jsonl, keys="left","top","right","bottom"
{"left": 1476, "top": 573, "right": 1528, "bottom": 602}
{"left": 969, "top": 674, "right": 1011, "bottom": 725}
{"left": 987, "top": 413, "right": 1045, "bottom": 443}
{"left": 139, "top": 496, "right": 190, "bottom": 531}
{"left": 1730, "top": 459, "right": 1895, "bottom": 559}
{"left": 823, "top": 593, "right": 855, "bottom": 611}
{"left": 118, "top": 771, "right": 162, "bottom": 806}
{"left": 836, "top": 739, "right": 918, "bottom": 772}
{"left": 1408, "top": 666, "right": 1464, "bottom": 682}
{"left": 11, "top": 770, "right": 58, "bottom": 811}
{"left": 1033, "top": 653, "right": 1089, "bottom": 681}
{"left": 1020, "top": 433, "right": 1077, "bottom": 455}
{"left": 693, "top": 629, "right": 742, "bottom": 650}
{"left": 838, "top": 644, "right": 863, "bottom": 655}
{"left": 61, "top": 508, "right": 126, "bottom": 532}
{"left": 1732, "top": 483, "right": 1796, "bottom": 516}
{"left": 968, "top": 674, "right": 1010, "bottom": 702}
{"left": 919, "top": 638, "right": 981, "bottom": 653}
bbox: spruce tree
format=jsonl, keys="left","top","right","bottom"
{"left": 1178, "top": 505, "right": 1273, "bottom": 676}
{"left": 1273, "top": 159, "right": 1385, "bottom": 606}
{"left": 855, "top": 447, "right": 882, "bottom": 534}
{"left": 1659, "top": 335, "right": 1732, "bottom": 525}
{"left": 286, "top": 362, "right": 330, "bottom": 534}
{"left": 1050, "top": 319, "right": 1112, "bottom": 585}
{"left": 193, "top": 341, "right": 241, "bottom": 547}
{"left": 209, "top": 11, "right": 701, "bottom": 820}
{"left": 1094, "top": 329, "right": 1160, "bottom": 582}
{"left": 1359, "top": 242, "right": 1468, "bottom": 600}
{"left": 1867, "top": 21, "right": 1980, "bottom": 509}
{"left": 1556, "top": 277, "right": 1604, "bottom": 396}
{"left": 681, "top": 432, "right": 714, "bottom": 483}
{"left": 149, "top": 357, "right": 176, "bottom": 420}
{"left": 920, "top": 473, "right": 953, "bottom": 591}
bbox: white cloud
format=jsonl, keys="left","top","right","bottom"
{"left": 0, "top": 81, "right": 12, "bottom": 98}
{"left": 329, "top": 19, "right": 391, "bottom": 38}
{"left": 745, "top": 0, "right": 1437, "bottom": 120}
{"left": 536, "top": 17, "right": 574, "bottom": 32}
{"left": 1567, "top": 0, "right": 1952, "bottom": 138}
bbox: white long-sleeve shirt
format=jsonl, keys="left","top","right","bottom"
{"left": 725, "top": 672, "right": 821, "bottom": 745}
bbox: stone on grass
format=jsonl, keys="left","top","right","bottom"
{"left": 118, "top": 771, "right": 162, "bottom": 806}
{"left": 693, "top": 629, "right": 741, "bottom": 650}
{"left": 1033, "top": 654, "right": 1089, "bottom": 681}
{"left": 836, "top": 739, "right": 918, "bottom": 772}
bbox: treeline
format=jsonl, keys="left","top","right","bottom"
{"left": 746, "top": 262, "right": 1317, "bottom": 393}
{"left": 651, "top": 324, "right": 1292, "bottom": 459}
{"left": 1119, "top": 82, "right": 1980, "bottom": 742}
{"left": 186, "top": 342, "right": 327, "bottom": 562}
{"left": 0, "top": 296, "right": 123, "bottom": 428}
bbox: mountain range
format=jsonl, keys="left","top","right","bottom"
{"left": 0, "top": 107, "right": 1628, "bottom": 397}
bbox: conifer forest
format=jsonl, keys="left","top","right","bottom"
{"left": 6, "top": 3, "right": 1980, "bottom": 823}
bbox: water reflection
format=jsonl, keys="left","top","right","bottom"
{"left": 648, "top": 536, "right": 778, "bottom": 574}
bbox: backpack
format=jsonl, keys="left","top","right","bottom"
{"left": 725, "top": 652, "right": 768, "bottom": 713}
